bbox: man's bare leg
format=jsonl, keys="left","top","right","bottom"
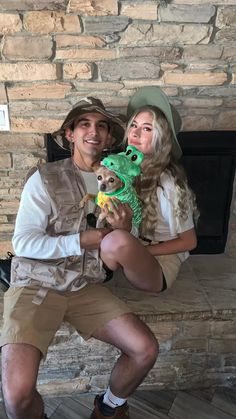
{"left": 93, "top": 312, "right": 158, "bottom": 397}
{"left": 101, "top": 230, "right": 164, "bottom": 293}
{"left": 1, "top": 343, "right": 44, "bottom": 419}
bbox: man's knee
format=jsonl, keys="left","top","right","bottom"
{"left": 2, "top": 382, "right": 35, "bottom": 416}
{"left": 134, "top": 334, "right": 159, "bottom": 369}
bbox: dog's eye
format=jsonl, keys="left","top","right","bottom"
{"left": 131, "top": 154, "right": 137, "bottom": 161}
{"left": 109, "top": 178, "right": 115, "bottom": 183}
{"left": 97, "top": 175, "right": 102, "bottom": 180}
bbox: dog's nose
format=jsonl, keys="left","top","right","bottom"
{"left": 100, "top": 183, "right": 106, "bottom": 192}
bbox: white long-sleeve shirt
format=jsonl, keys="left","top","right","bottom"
{"left": 13, "top": 170, "right": 82, "bottom": 259}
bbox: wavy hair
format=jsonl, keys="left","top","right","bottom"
{"left": 124, "top": 106, "right": 199, "bottom": 237}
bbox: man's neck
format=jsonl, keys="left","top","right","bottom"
{"left": 73, "top": 154, "right": 100, "bottom": 172}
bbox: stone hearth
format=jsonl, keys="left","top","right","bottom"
{"left": 1, "top": 254, "right": 233, "bottom": 397}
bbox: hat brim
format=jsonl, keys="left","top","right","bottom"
{"left": 127, "top": 87, "right": 182, "bottom": 159}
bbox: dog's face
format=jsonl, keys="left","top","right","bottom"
{"left": 95, "top": 166, "right": 123, "bottom": 193}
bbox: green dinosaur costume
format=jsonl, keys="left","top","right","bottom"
{"left": 96, "top": 146, "right": 144, "bottom": 228}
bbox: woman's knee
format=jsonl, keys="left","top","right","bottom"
{"left": 101, "top": 229, "right": 133, "bottom": 255}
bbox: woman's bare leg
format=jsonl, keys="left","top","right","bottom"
{"left": 101, "top": 230, "right": 163, "bottom": 293}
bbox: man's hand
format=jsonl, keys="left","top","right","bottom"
{"left": 80, "top": 228, "right": 112, "bottom": 250}
{"left": 101, "top": 199, "right": 133, "bottom": 231}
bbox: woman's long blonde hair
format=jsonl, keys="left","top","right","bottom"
{"left": 124, "top": 106, "right": 199, "bottom": 238}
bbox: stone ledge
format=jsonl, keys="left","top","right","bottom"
{"left": 1, "top": 254, "right": 236, "bottom": 397}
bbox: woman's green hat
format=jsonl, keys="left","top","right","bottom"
{"left": 127, "top": 86, "right": 182, "bottom": 159}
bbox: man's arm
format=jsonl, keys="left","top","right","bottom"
{"left": 13, "top": 170, "right": 103, "bottom": 259}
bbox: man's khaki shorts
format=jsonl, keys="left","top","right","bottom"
{"left": 0, "top": 283, "right": 131, "bottom": 358}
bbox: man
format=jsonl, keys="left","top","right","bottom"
{"left": 0, "top": 98, "right": 159, "bottom": 419}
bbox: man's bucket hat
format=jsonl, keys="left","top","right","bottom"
{"left": 127, "top": 87, "right": 182, "bottom": 159}
{"left": 52, "top": 97, "right": 125, "bottom": 151}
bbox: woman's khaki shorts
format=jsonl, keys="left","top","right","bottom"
{"left": 0, "top": 283, "right": 131, "bottom": 358}
{"left": 156, "top": 254, "right": 182, "bottom": 289}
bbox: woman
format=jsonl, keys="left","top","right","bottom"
{"left": 101, "top": 86, "right": 198, "bottom": 292}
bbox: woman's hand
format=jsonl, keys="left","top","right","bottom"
{"left": 101, "top": 199, "right": 133, "bottom": 231}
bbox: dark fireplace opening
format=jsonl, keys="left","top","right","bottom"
{"left": 46, "top": 131, "right": 236, "bottom": 255}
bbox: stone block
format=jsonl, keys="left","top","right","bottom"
{"left": 24, "top": 11, "right": 81, "bottom": 34}
{"left": 0, "top": 134, "right": 45, "bottom": 151}
{"left": 68, "top": 0, "right": 118, "bottom": 15}
{"left": 163, "top": 72, "right": 227, "bottom": 86}
{"left": 0, "top": 200, "right": 20, "bottom": 215}
{"left": 0, "top": 63, "right": 57, "bottom": 82}
{"left": 182, "top": 97, "right": 223, "bottom": 108}
{"left": 83, "top": 16, "right": 129, "bottom": 34}
{"left": 0, "top": 0, "right": 67, "bottom": 10}
{"left": 120, "top": 23, "right": 212, "bottom": 46}
{"left": 63, "top": 63, "right": 92, "bottom": 80}
{"left": 0, "top": 84, "right": 7, "bottom": 102}
{"left": 232, "top": 72, "right": 236, "bottom": 84}
{"left": 195, "top": 86, "right": 236, "bottom": 97}
{"left": 0, "top": 153, "right": 11, "bottom": 169}
{"left": 3, "top": 36, "right": 53, "bottom": 60}
{"left": 0, "top": 241, "right": 13, "bottom": 258}
{"left": 73, "top": 81, "right": 123, "bottom": 91}
{"left": 119, "top": 46, "right": 181, "bottom": 60}
{"left": 210, "top": 320, "right": 236, "bottom": 337}
{"left": 0, "top": 224, "right": 14, "bottom": 233}
{"left": 172, "top": 338, "right": 207, "bottom": 352}
{"left": 7, "top": 82, "right": 72, "bottom": 101}
{"left": 216, "top": 28, "right": 236, "bottom": 43}
{"left": 222, "top": 46, "right": 236, "bottom": 61}
{"left": 0, "top": 13, "right": 22, "bottom": 34}
{"left": 183, "top": 45, "right": 223, "bottom": 61}
{"left": 216, "top": 6, "right": 236, "bottom": 28}
{"left": 56, "top": 48, "right": 116, "bottom": 61}
{"left": 172, "top": 0, "right": 236, "bottom": 4}
{"left": 9, "top": 101, "right": 72, "bottom": 117}
{"left": 159, "top": 5, "right": 215, "bottom": 23}
{"left": 11, "top": 117, "right": 62, "bottom": 133}
{"left": 182, "top": 115, "right": 214, "bottom": 131}
{"left": 120, "top": 2, "right": 157, "bottom": 20}
{"left": 215, "top": 110, "right": 236, "bottom": 129}
{"left": 224, "top": 355, "right": 236, "bottom": 367}
{"left": 13, "top": 154, "right": 43, "bottom": 170}
{"left": 38, "top": 377, "right": 91, "bottom": 396}
{"left": 182, "top": 320, "right": 211, "bottom": 337}
{"left": 209, "top": 338, "right": 236, "bottom": 354}
{"left": 55, "top": 35, "right": 106, "bottom": 48}
{"left": 99, "top": 59, "right": 160, "bottom": 81}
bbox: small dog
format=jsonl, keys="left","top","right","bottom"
{"left": 79, "top": 165, "right": 124, "bottom": 223}
{"left": 95, "top": 165, "right": 124, "bottom": 222}
{"left": 96, "top": 165, "right": 124, "bottom": 195}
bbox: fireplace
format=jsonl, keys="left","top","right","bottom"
{"left": 46, "top": 131, "right": 236, "bottom": 255}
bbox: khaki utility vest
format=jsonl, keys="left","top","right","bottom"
{"left": 11, "top": 158, "right": 106, "bottom": 296}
